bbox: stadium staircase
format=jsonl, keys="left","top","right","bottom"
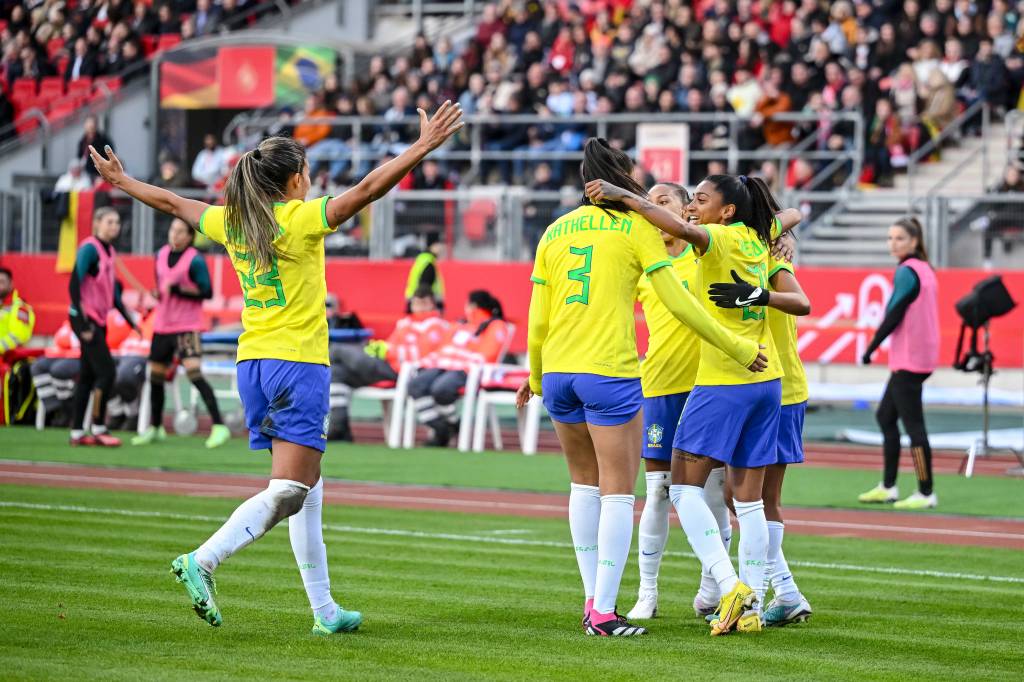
{"left": 800, "top": 120, "right": 1006, "bottom": 267}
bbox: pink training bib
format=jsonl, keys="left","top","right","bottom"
{"left": 888, "top": 257, "right": 939, "bottom": 374}
{"left": 79, "top": 236, "right": 115, "bottom": 326}
{"left": 153, "top": 244, "right": 204, "bottom": 334}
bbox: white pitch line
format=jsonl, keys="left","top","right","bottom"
{"left": 1, "top": 500, "right": 1023, "bottom": 586}
{"left": 4, "top": 470, "right": 1023, "bottom": 542}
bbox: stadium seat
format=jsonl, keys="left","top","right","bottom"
{"left": 141, "top": 35, "right": 159, "bottom": 57}
{"left": 351, "top": 364, "right": 416, "bottom": 448}
{"left": 157, "top": 34, "right": 182, "bottom": 53}
{"left": 462, "top": 199, "right": 496, "bottom": 242}
{"left": 471, "top": 364, "right": 543, "bottom": 455}
{"left": 67, "top": 77, "right": 93, "bottom": 99}
{"left": 96, "top": 76, "right": 122, "bottom": 93}
{"left": 55, "top": 56, "right": 70, "bottom": 77}
{"left": 12, "top": 78, "right": 37, "bottom": 101}
{"left": 46, "top": 37, "right": 65, "bottom": 61}
{"left": 39, "top": 76, "right": 64, "bottom": 99}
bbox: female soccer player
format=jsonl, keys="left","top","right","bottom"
{"left": 518, "top": 140, "right": 766, "bottom": 637}
{"left": 89, "top": 100, "right": 464, "bottom": 634}
{"left": 708, "top": 238, "right": 813, "bottom": 627}
{"left": 585, "top": 173, "right": 805, "bottom": 635}
{"left": 858, "top": 217, "right": 940, "bottom": 510}
{"left": 626, "top": 182, "right": 730, "bottom": 621}
{"left": 68, "top": 207, "right": 139, "bottom": 447}
{"left": 133, "top": 218, "right": 229, "bottom": 449}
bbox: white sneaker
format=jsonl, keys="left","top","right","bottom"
{"left": 893, "top": 491, "right": 938, "bottom": 510}
{"left": 626, "top": 589, "right": 658, "bottom": 619}
{"left": 763, "top": 594, "right": 812, "bottom": 626}
{"left": 693, "top": 591, "right": 719, "bottom": 617}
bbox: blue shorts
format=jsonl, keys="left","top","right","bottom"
{"left": 642, "top": 393, "right": 689, "bottom": 462}
{"left": 776, "top": 401, "right": 806, "bottom": 465}
{"left": 542, "top": 373, "right": 643, "bottom": 427}
{"left": 673, "top": 380, "right": 782, "bottom": 469}
{"left": 237, "top": 359, "right": 330, "bottom": 453}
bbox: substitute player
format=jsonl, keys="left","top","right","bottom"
{"left": 517, "top": 139, "right": 766, "bottom": 637}
{"left": 133, "top": 218, "right": 229, "bottom": 448}
{"left": 708, "top": 238, "right": 813, "bottom": 626}
{"left": 585, "top": 173, "right": 804, "bottom": 635}
{"left": 89, "top": 100, "right": 464, "bottom": 634}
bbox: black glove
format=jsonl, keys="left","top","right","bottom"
{"left": 708, "top": 270, "right": 770, "bottom": 309}
{"left": 861, "top": 351, "right": 873, "bottom": 365}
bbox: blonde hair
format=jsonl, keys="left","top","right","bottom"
{"left": 223, "top": 136, "right": 306, "bottom": 271}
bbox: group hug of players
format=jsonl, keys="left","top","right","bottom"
{"left": 517, "top": 138, "right": 814, "bottom": 637}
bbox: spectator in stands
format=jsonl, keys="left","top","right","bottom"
{"left": 153, "top": 158, "right": 189, "bottom": 189}
{"left": 76, "top": 115, "right": 114, "bottom": 182}
{"left": 191, "top": 134, "right": 228, "bottom": 189}
{"left": 9, "top": 45, "right": 50, "bottom": 82}
{"left": 119, "top": 39, "right": 144, "bottom": 79}
{"left": 968, "top": 39, "right": 1010, "bottom": 110}
{"left": 66, "top": 37, "right": 99, "bottom": 82}
{"left": 155, "top": 3, "right": 180, "bottom": 35}
{"left": 194, "top": 0, "right": 222, "bottom": 37}
{"left": 972, "top": 163, "right": 1024, "bottom": 269}
{"left": 865, "top": 98, "right": 901, "bottom": 187}
{"left": 130, "top": 1, "right": 158, "bottom": 37}
{"left": 409, "top": 289, "right": 509, "bottom": 447}
{"left": 292, "top": 94, "right": 332, "bottom": 148}
{"left": 327, "top": 286, "right": 450, "bottom": 442}
{"left": 919, "top": 69, "right": 957, "bottom": 145}
{"left": 54, "top": 159, "right": 95, "bottom": 192}
{"left": 940, "top": 38, "right": 970, "bottom": 89}
{"left": 890, "top": 63, "right": 920, "bottom": 128}
{"left": 0, "top": 87, "right": 13, "bottom": 143}
{"left": 754, "top": 78, "right": 795, "bottom": 147}
{"left": 987, "top": 13, "right": 1016, "bottom": 59}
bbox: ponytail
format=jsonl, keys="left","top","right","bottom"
{"left": 223, "top": 136, "right": 307, "bottom": 271}
{"left": 705, "top": 174, "right": 779, "bottom": 247}
{"left": 580, "top": 137, "right": 647, "bottom": 216}
{"left": 893, "top": 216, "right": 929, "bottom": 262}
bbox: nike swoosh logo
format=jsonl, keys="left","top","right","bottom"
{"left": 735, "top": 288, "right": 763, "bottom": 307}
{"left": 641, "top": 550, "right": 660, "bottom": 556}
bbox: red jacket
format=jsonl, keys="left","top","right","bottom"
{"left": 384, "top": 312, "right": 450, "bottom": 371}
{"left": 424, "top": 309, "right": 510, "bottom": 372}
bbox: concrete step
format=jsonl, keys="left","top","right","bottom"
{"left": 800, "top": 239, "right": 890, "bottom": 254}
{"left": 799, "top": 252, "right": 892, "bottom": 267}
{"left": 811, "top": 225, "right": 892, "bottom": 239}
{"left": 829, "top": 213, "right": 905, "bottom": 227}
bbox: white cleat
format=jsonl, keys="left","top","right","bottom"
{"left": 693, "top": 592, "right": 720, "bottom": 618}
{"left": 626, "top": 589, "right": 658, "bottom": 619}
{"left": 763, "top": 594, "right": 812, "bottom": 626}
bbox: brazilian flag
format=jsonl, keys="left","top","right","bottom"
{"left": 275, "top": 46, "right": 337, "bottom": 106}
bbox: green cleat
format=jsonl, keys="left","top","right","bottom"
{"left": 311, "top": 608, "right": 363, "bottom": 635}
{"left": 205, "top": 424, "right": 231, "bottom": 449}
{"left": 170, "top": 552, "right": 222, "bottom": 627}
{"left": 857, "top": 483, "right": 898, "bottom": 504}
{"left": 132, "top": 426, "right": 167, "bottom": 446}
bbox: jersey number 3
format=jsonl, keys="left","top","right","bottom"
{"left": 565, "top": 245, "right": 593, "bottom": 305}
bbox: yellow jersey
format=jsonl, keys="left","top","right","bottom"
{"left": 636, "top": 247, "right": 700, "bottom": 396}
{"left": 530, "top": 205, "right": 672, "bottom": 378}
{"left": 767, "top": 257, "right": 809, "bottom": 405}
{"left": 198, "top": 196, "right": 334, "bottom": 365}
{"left": 694, "top": 222, "right": 784, "bottom": 386}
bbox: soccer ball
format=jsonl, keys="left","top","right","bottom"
{"left": 173, "top": 409, "right": 197, "bottom": 436}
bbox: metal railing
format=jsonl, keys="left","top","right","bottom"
{"left": 228, "top": 110, "right": 863, "bottom": 188}
{"left": 906, "top": 100, "right": 990, "bottom": 208}
{"left": 925, "top": 193, "right": 1024, "bottom": 268}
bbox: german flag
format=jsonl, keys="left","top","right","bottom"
{"left": 56, "top": 190, "right": 95, "bottom": 273}
{"left": 160, "top": 47, "right": 219, "bottom": 109}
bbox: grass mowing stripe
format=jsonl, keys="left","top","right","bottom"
{"left": 2, "top": 499, "right": 1022, "bottom": 587}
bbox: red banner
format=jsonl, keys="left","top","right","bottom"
{"left": 217, "top": 46, "right": 275, "bottom": 108}
{"left": 1, "top": 255, "right": 1021, "bottom": 367}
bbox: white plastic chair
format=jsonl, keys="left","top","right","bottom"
{"left": 471, "top": 364, "right": 542, "bottom": 455}
{"left": 352, "top": 361, "right": 415, "bottom": 449}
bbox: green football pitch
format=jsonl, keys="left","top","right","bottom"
{"left": 1, "top": 483, "right": 1023, "bottom": 681}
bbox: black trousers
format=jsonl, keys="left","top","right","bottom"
{"left": 69, "top": 315, "right": 116, "bottom": 430}
{"left": 876, "top": 370, "right": 934, "bottom": 495}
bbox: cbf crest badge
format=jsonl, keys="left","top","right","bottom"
{"left": 647, "top": 423, "right": 664, "bottom": 448}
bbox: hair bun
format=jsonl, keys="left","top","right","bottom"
{"left": 739, "top": 174, "right": 749, "bottom": 185}
{"left": 252, "top": 148, "right": 263, "bottom": 161}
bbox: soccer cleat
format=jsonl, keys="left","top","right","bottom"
{"left": 581, "top": 597, "right": 593, "bottom": 630}
{"left": 627, "top": 589, "right": 658, "bottom": 620}
{"left": 205, "top": 424, "right": 231, "bottom": 449}
{"left": 170, "top": 552, "right": 222, "bottom": 627}
{"left": 893, "top": 491, "right": 938, "bottom": 510}
{"left": 736, "top": 609, "right": 763, "bottom": 633}
{"left": 693, "top": 592, "right": 719, "bottom": 618}
{"left": 585, "top": 611, "right": 648, "bottom": 637}
{"left": 69, "top": 434, "right": 97, "bottom": 447}
{"left": 763, "top": 595, "right": 812, "bottom": 627}
{"left": 91, "top": 431, "right": 122, "bottom": 447}
{"left": 709, "top": 581, "right": 757, "bottom": 636}
{"left": 312, "top": 608, "right": 362, "bottom": 635}
{"left": 131, "top": 426, "right": 167, "bottom": 446}
{"left": 857, "top": 483, "right": 898, "bottom": 504}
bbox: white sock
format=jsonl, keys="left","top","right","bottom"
{"left": 592, "top": 494, "right": 635, "bottom": 614}
{"left": 767, "top": 521, "right": 801, "bottom": 602}
{"left": 194, "top": 479, "right": 310, "bottom": 572}
{"left": 670, "top": 484, "right": 736, "bottom": 594}
{"left": 91, "top": 424, "right": 108, "bottom": 435}
{"left": 288, "top": 478, "right": 338, "bottom": 619}
{"left": 735, "top": 499, "right": 769, "bottom": 612}
{"left": 568, "top": 483, "right": 601, "bottom": 600}
{"left": 637, "top": 471, "right": 671, "bottom": 591}
{"left": 699, "top": 467, "right": 732, "bottom": 599}
{"left": 71, "top": 429, "right": 85, "bottom": 439}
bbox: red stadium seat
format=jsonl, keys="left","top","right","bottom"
{"left": 157, "top": 34, "right": 182, "bottom": 53}
{"left": 55, "top": 56, "right": 70, "bottom": 77}
{"left": 46, "top": 101, "right": 77, "bottom": 124}
{"left": 67, "top": 77, "right": 93, "bottom": 98}
{"left": 14, "top": 115, "right": 40, "bottom": 135}
{"left": 96, "top": 76, "right": 122, "bottom": 93}
{"left": 12, "top": 78, "right": 37, "bottom": 101}
{"left": 462, "top": 200, "right": 496, "bottom": 242}
{"left": 141, "top": 35, "right": 159, "bottom": 57}
{"left": 39, "top": 76, "right": 65, "bottom": 101}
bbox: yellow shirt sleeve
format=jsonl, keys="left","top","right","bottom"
{"left": 768, "top": 254, "right": 794, "bottom": 280}
{"left": 197, "top": 206, "right": 227, "bottom": 245}
{"left": 527, "top": 282, "right": 551, "bottom": 395}
{"left": 632, "top": 216, "right": 673, "bottom": 274}
{"left": 287, "top": 196, "right": 334, "bottom": 236}
{"left": 530, "top": 237, "right": 549, "bottom": 285}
